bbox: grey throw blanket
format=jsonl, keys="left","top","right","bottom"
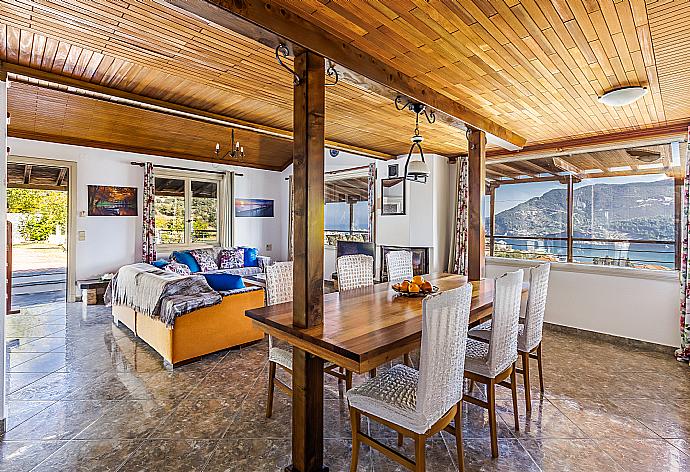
{"left": 106, "top": 263, "right": 222, "bottom": 327}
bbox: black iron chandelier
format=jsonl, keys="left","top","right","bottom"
{"left": 396, "top": 96, "right": 435, "bottom": 184}
{"left": 214, "top": 129, "right": 244, "bottom": 160}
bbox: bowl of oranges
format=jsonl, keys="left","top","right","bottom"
{"left": 391, "top": 275, "right": 438, "bottom": 297}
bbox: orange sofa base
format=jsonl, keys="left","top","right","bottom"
{"left": 112, "top": 288, "right": 265, "bottom": 366}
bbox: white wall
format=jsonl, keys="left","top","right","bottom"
{"left": 486, "top": 258, "right": 679, "bottom": 347}
{"left": 8, "top": 138, "right": 287, "bottom": 284}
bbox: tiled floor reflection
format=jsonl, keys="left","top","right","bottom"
{"left": 2, "top": 301, "right": 689, "bottom": 471}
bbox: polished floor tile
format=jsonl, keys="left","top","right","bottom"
{"left": 2, "top": 300, "right": 689, "bottom": 471}
{"left": 0, "top": 441, "right": 64, "bottom": 472}
{"left": 31, "top": 439, "right": 139, "bottom": 472}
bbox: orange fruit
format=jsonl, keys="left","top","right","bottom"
{"left": 408, "top": 283, "right": 420, "bottom": 293}
{"left": 412, "top": 275, "right": 424, "bottom": 285}
{"left": 400, "top": 281, "right": 410, "bottom": 292}
{"left": 421, "top": 281, "right": 433, "bottom": 292}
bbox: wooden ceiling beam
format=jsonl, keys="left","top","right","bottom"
{"left": 161, "top": 0, "right": 526, "bottom": 148}
{"left": 1, "top": 62, "right": 394, "bottom": 162}
{"left": 487, "top": 123, "right": 689, "bottom": 163}
{"left": 551, "top": 157, "right": 584, "bottom": 182}
{"left": 8, "top": 129, "right": 285, "bottom": 172}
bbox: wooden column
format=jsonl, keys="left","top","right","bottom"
{"left": 566, "top": 176, "right": 574, "bottom": 263}
{"left": 467, "top": 127, "right": 486, "bottom": 281}
{"left": 290, "top": 50, "right": 327, "bottom": 472}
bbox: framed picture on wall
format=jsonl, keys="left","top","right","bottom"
{"left": 87, "top": 185, "right": 138, "bottom": 216}
{"left": 235, "top": 198, "right": 275, "bottom": 217}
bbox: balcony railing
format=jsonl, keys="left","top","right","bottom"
{"left": 488, "top": 235, "right": 675, "bottom": 270}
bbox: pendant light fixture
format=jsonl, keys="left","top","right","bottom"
{"left": 214, "top": 129, "right": 244, "bottom": 160}
{"left": 396, "top": 96, "right": 435, "bottom": 184}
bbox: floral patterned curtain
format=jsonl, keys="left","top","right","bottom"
{"left": 367, "top": 163, "right": 376, "bottom": 243}
{"left": 288, "top": 175, "right": 294, "bottom": 261}
{"left": 677, "top": 132, "right": 690, "bottom": 365}
{"left": 451, "top": 156, "right": 469, "bottom": 275}
{"left": 142, "top": 162, "right": 156, "bottom": 263}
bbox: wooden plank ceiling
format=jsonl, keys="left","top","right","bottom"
{"left": 7, "top": 161, "right": 69, "bottom": 190}
{"left": 268, "top": 0, "right": 688, "bottom": 145}
{"left": 487, "top": 143, "right": 684, "bottom": 183}
{"left": 0, "top": 0, "right": 470, "bottom": 170}
{"left": 0, "top": 0, "right": 688, "bottom": 170}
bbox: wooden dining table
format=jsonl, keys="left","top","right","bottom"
{"left": 245, "top": 273, "right": 528, "bottom": 471}
{"left": 247, "top": 273, "right": 529, "bottom": 374}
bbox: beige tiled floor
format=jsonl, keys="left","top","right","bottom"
{"left": 1, "top": 301, "right": 689, "bottom": 471}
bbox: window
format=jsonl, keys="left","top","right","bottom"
{"left": 154, "top": 173, "right": 222, "bottom": 247}
{"left": 572, "top": 175, "right": 674, "bottom": 270}
{"left": 490, "top": 180, "right": 568, "bottom": 262}
{"left": 485, "top": 151, "right": 682, "bottom": 270}
{"left": 324, "top": 171, "right": 369, "bottom": 246}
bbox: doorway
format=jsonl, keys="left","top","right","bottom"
{"left": 6, "top": 157, "right": 76, "bottom": 309}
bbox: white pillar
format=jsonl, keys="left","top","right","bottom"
{"left": 0, "top": 73, "right": 8, "bottom": 433}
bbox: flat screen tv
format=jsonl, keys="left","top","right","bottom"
{"left": 336, "top": 240, "right": 375, "bottom": 260}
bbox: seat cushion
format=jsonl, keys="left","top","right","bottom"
{"left": 171, "top": 250, "right": 200, "bottom": 273}
{"left": 240, "top": 247, "right": 259, "bottom": 267}
{"left": 346, "top": 364, "right": 430, "bottom": 434}
{"left": 207, "top": 267, "right": 262, "bottom": 277}
{"left": 464, "top": 338, "right": 491, "bottom": 377}
{"left": 219, "top": 248, "right": 245, "bottom": 269}
{"left": 269, "top": 346, "right": 293, "bottom": 369}
{"left": 165, "top": 261, "right": 191, "bottom": 276}
{"left": 202, "top": 273, "right": 245, "bottom": 291}
{"left": 190, "top": 248, "right": 219, "bottom": 272}
{"left": 469, "top": 322, "right": 526, "bottom": 350}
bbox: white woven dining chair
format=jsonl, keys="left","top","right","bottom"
{"left": 463, "top": 269, "right": 523, "bottom": 458}
{"left": 469, "top": 263, "right": 550, "bottom": 412}
{"left": 336, "top": 254, "right": 374, "bottom": 291}
{"left": 518, "top": 263, "right": 550, "bottom": 410}
{"left": 386, "top": 250, "right": 414, "bottom": 282}
{"left": 347, "top": 283, "right": 472, "bottom": 472}
{"left": 264, "top": 261, "right": 352, "bottom": 418}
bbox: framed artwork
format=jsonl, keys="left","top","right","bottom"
{"left": 235, "top": 198, "right": 275, "bottom": 217}
{"left": 87, "top": 185, "right": 138, "bottom": 216}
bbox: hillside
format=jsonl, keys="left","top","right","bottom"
{"left": 494, "top": 179, "right": 674, "bottom": 240}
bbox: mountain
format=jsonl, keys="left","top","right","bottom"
{"left": 494, "top": 180, "right": 674, "bottom": 240}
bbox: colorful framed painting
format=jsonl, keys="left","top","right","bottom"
{"left": 235, "top": 198, "right": 274, "bottom": 218}
{"left": 87, "top": 185, "right": 138, "bottom": 216}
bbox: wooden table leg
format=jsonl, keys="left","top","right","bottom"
{"left": 287, "top": 347, "right": 328, "bottom": 472}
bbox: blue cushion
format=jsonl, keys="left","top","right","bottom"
{"left": 241, "top": 247, "right": 259, "bottom": 267}
{"left": 171, "top": 251, "right": 200, "bottom": 273}
{"left": 202, "top": 273, "right": 245, "bottom": 291}
{"left": 151, "top": 260, "right": 169, "bottom": 269}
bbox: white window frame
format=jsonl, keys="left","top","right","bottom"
{"left": 154, "top": 169, "right": 227, "bottom": 251}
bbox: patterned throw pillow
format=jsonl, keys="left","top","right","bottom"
{"left": 218, "top": 248, "right": 245, "bottom": 269}
{"left": 190, "top": 249, "right": 218, "bottom": 272}
{"left": 165, "top": 261, "right": 191, "bottom": 276}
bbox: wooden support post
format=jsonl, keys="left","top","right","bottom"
{"left": 290, "top": 50, "right": 327, "bottom": 472}
{"left": 675, "top": 177, "right": 683, "bottom": 271}
{"left": 467, "top": 127, "right": 486, "bottom": 281}
{"left": 566, "top": 176, "right": 574, "bottom": 263}
{"left": 489, "top": 185, "right": 496, "bottom": 257}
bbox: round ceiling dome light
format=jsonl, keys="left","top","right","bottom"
{"left": 597, "top": 86, "right": 648, "bottom": 107}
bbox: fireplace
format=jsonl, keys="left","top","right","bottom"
{"left": 380, "top": 246, "right": 430, "bottom": 281}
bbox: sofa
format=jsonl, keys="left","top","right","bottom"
{"left": 153, "top": 246, "right": 271, "bottom": 278}
{"left": 113, "top": 287, "right": 265, "bottom": 367}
